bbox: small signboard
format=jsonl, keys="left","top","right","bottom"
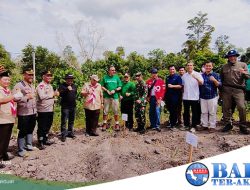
{"left": 186, "top": 132, "right": 198, "bottom": 148}
{"left": 121, "top": 113, "right": 128, "bottom": 121}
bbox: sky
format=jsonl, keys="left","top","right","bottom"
{"left": 0, "top": 0, "right": 250, "bottom": 59}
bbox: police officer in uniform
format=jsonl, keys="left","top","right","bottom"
{"left": 133, "top": 72, "right": 148, "bottom": 134}
{"left": 221, "top": 50, "right": 250, "bottom": 134}
{"left": 13, "top": 68, "right": 37, "bottom": 157}
{"left": 36, "top": 70, "right": 59, "bottom": 149}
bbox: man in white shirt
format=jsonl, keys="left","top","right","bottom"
{"left": 182, "top": 62, "right": 204, "bottom": 130}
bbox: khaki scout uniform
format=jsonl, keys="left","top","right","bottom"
{"left": 36, "top": 80, "right": 55, "bottom": 146}
{"left": 13, "top": 79, "right": 37, "bottom": 156}
{"left": 221, "top": 61, "right": 250, "bottom": 125}
{"left": 0, "top": 66, "right": 15, "bottom": 166}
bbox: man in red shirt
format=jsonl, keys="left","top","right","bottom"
{"left": 146, "top": 68, "right": 166, "bottom": 132}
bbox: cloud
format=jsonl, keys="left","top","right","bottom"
{"left": 0, "top": 0, "right": 250, "bottom": 59}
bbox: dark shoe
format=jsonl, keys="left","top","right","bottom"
{"left": 221, "top": 124, "right": 233, "bottom": 132}
{"left": 38, "top": 143, "right": 46, "bottom": 150}
{"left": 102, "top": 123, "right": 107, "bottom": 131}
{"left": 0, "top": 163, "right": 6, "bottom": 169}
{"left": 239, "top": 126, "right": 250, "bottom": 135}
{"left": 90, "top": 132, "right": 99, "bottom": 136}
{"left": 208, "top": 128, "right": 216, "bottom": 133}
{"left": 61, "top": 136, "right": 66, "bottom": 142}
{"left": 67, "top": 133, "right": 76, "bottom": 139}
{"left": 114, "top": 124, "right": 120, "bottom": 131}
{"left": 138, "top": 129, "right": 146, "bottom": 134}
{"left": 156, "top": 128, "right": 161, "bottom": 132}
{"left": 133, "top": 128, "right": 141, "bottom": 132}
{"left": 3, "top": 152, "right": 14, "bottom": 161}
{"left": 44, "top": 139, "right": 55, "bottom": 146}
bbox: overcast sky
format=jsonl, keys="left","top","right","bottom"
{"left": 0, "top": 0, "right": 250, "bottom": 59}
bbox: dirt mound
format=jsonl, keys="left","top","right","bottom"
{"left": 3, "top": 126, "right": 250, "bottom": 183}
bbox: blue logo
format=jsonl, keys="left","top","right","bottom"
{"left": 185, "top": 162, "right": 209, "bottom": 186}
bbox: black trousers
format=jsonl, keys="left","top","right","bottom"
{"left": 183, "top": 100, "right": 200, "bottom": 128}
{"left": 37, "top": 112, "right": 54, "bottom": 143}
{"left": 167, "top": 100, "right": 178, "bottom": 126}
{"left": 17, "top": 114, "right": 36, "bottom": 138}
{"left": 120, "top": 99, "right": 134, "bottom": 129}
{"left": 0, "top": 123, "right": 14, "bottom": 160}
{"left": 61, "top": 107, "right": 76, "bottom": 137}
{"left": 85, "top": 109, "right": 100, "bottom": 134}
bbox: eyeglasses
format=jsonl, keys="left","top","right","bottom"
{"left": 124, "top": 76, "right": 129, "bottom": 78}
{"left": 110, "top": 70, "right": 116, "bottom": 71}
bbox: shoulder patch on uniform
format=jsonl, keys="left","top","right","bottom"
{"left": 39, "top": 84, "right": 44, "bottom": 89}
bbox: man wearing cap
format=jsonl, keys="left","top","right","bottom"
{"left": 134, "top": 72, "right": 148, "bottom": 134}
{"left": 13, "top": 68, "right": 37, "bottom": 157}
{"left": 36, "top": 70, "right": 59, "bottom": 149}
{"left": 221, "top": 50, "right": 250, "bottom": 134}
{"left": 58, "top": 74, "right": 77, "bottom": 142}
{"left": 82, "top": 75, "right": 103, "bottom": 136}
{"left": 100, "top": 66, "right": 122, "bottom": 131}
{"left": 0, "top": 65, "right": 23, "bottom": 168}
{"left": 120, "top": 73, "right": 136, "bottom": 130}
{"left": 146, "top": 68, "right": 166, "bottom": 132}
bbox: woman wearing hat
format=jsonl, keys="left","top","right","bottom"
{"left": 81, "top": 75, "right": 103, "bottom": 136}
{"left": 0, "top": 65, "right": 23, "bottom": 168}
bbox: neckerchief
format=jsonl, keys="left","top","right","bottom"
{"left": 2, "top": 88, "right": 16, "bottom": 116}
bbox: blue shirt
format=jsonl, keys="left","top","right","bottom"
{"left": 165, "top": 73, "right": 182, "bottom": 102}
{"left": 200, "top": 72, "right": 221, "bottom": 99}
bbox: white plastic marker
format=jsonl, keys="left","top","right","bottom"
{"left": 186, "top": 132, "right": 198, "bottom": 163}
{"left": 121, "top": 113, "right": 128, "bottom": 136}
{"left": 122, "top": 113, "right": 128, "bottom": 121}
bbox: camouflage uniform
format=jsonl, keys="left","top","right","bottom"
{"left": 134, "top": 79, "right": 148, "bottom": 131}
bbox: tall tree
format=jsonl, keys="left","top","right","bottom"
{"left": 21, "top": 44, "right": 65, "bottom": 81}
{"left": 182, "top": 11, "right": 215, "bottom": 60}
{"left": 214, "top": 35, "right": 235, "bottom": 57}
{"left": 240, "top": 47, "right": 250, "bottom": 64}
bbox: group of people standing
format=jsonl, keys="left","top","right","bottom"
{"left": 0, "top": 49, "right": 249, "bottom": 169}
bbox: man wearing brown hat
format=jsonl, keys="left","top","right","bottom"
{"left": 221, "top": 50, "right": 250, "bottom": 134}
{"left": 13, "top": 68, "right": 37, "bottom": 157}
{"left": 58, "top": 74, "right": 77, "bottom": 142}
{"left": 36, "top": 70, "right": 59, "bottom": 149}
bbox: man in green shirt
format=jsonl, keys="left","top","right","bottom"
{"left": 100, "top": 66, "right": 122, "bottom": 131}
{"left": 120, "top": 73, "right": 136, "bottom": 130}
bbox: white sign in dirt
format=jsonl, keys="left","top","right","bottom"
{"left": 186, "top": 132, "right": 198, "bottom": 148}
{"left": 122, "top": 113, "right": 128, "bottom": 121}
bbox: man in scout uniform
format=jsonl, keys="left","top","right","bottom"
{"left": 100, "top": 65, "right": 122, "bottom": 131}
{"left": 133, "top": 72, "right": 148, "bottom": 134}
{"left": 0, "top": 65, "right": 23, "bottom": 168}
{"left": 13, "top": 68, "right": 37, "bottom": 157}
{"left": 36, "top": 70, "right": 59, "bottom": 149}
{"left": 221, "top": 50, "right": 250, "bottom": 134}
{"left": 120, "top": 73, "right": 136, "bottom": 130}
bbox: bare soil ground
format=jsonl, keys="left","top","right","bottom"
{"left": 3, "top": 122, "right": 250, "bottom": 183}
